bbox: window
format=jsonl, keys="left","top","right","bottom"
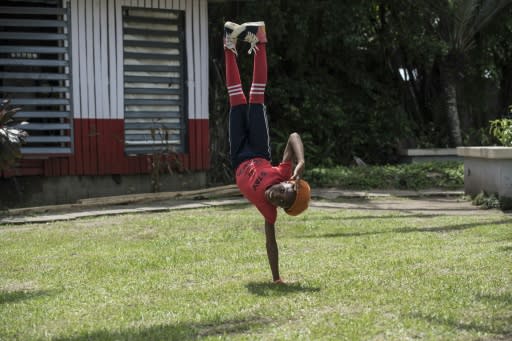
{"left": 123, "top": 7, "right": 187, "bottom": 155}
{"left": 0, "top": 0, "right": 72, "bottom": 154}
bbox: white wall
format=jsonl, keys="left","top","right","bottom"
{"left": 68, "top": 0, "right": 208, "bottom": 121}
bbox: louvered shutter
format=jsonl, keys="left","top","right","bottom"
{"left": 123, "top": 7, "right": 186, "bottom": 155}
{"left": 0, "top": 0, "right": 73, "bottom": 155}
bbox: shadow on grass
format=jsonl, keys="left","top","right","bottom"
{"left": 300, "top": 218, "right": 512, "bottom": 239}
{"left": 0, "top": 289, "right": 57, "bottom": 304}
{"left": 393, "top": 219, "right": 512, "bottom": 233}
{"left": 499, "top": 245, "right": 512, "bottom": 252}
{"left": 55, "top": 316, "right": 270, "bottom": 341}
{"left": 410, "top": 311, "right": 512, "bottom": 336}
{"left": 304, "top": 230, "right": 387, "bottom": 238}
{"left": 211, "top": 203, "right": 251, "bottom": 211}
{"left": 303, "top": 213, "right": 441, "bottom": 222}
{"left": 245, "top": 281, "right": 320, "bottom": 296}
{"left": 477, "top": 292, "right": 512, "bottom": 307}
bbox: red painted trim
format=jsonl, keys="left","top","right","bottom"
{"left": 90, "top": 119, "right": 98, "bottom": 175}
{"left": 68, "top": 125, "right": 76, "bottom": 175}
{"left": 1, "top": 118, "right": 210, "bottom": 177}
{"left": 189, "top": 119, "right": 197, "bottom": 170}
{"left": 3, "top": 159, "right": 44, "bottom": 177}
{"left": 73, "top": 119, "right": 82, "bottom": 175}
{"left": 186, "top": 119, "right": 209, "bottom": 170}
{"left": 81, "top": 122, "right": 90, "bottom": 174}
{"left": 97, "top": 119, "right": 104, "bottom": 175}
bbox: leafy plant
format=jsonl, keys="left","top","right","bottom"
{"left": 306, "top": 161, "right": 463, "bottom": 190}
{"left": 489, "top": 118, "right": 512, "bottom": 146}
{"left": 472, "top": 190, "right": 512, "bottom": 210}
{"left": 0, "top": 100, "right": 28, "bottom": 171}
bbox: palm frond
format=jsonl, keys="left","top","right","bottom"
{"left": 453, "top": 0, "right": 479, "bottom": 51}
{"left": 0, "top": 100, "right": 28, "bottom": 171}
{"left": 472, "top": 0, "right": 512, "bottom": 33}
{"left": 412, "top": 0, "right": 512, "bottom": 52}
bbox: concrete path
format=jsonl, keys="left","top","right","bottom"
{"left": 0, "top": 188, "right": 504, "bottom": 225}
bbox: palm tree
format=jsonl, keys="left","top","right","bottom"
{"left": 416, "top": 0, "right": 512, "bottom": 145}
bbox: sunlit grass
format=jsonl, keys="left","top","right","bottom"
{"left": 1, "top": 205, "right": 511, "bottom": 340}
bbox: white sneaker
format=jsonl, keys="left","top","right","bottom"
{"left": 224, "top": 21, "right": 241, "bottom": 55}
{"left": 238, "top": 21, "right": 267, "bottom": 54}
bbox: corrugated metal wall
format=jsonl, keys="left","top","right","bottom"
{"left": 70, "top": 0, "right": 208, "bottom": 122}
{"left": 2, "top": 0, "right": 210, "bottom": 177}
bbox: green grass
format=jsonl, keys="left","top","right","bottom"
{"left": 1, "top": 205, "right": 511, "bottom": 340}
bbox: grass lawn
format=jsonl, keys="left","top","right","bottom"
{"left": 1, "top": 204, "right": 511, "bottom": 340}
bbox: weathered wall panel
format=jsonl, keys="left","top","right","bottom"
{"left": 2, "top": 0, "right": 210, "bottom": 177}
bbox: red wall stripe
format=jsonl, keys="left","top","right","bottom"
{"left": 2, "top": 119, "right": 209, "bottom": 177}
{"left": 189, "top": 119, "right": 197, "bottom": 170}
{"left": 90, "top": 119, "right": 98, "bottom": 175}
{"left": 73, "top": 119, "right": 82, "bottom": 175}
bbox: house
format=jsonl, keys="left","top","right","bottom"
{"left": 0, "top": 0, "right": 210, "bottom": 207}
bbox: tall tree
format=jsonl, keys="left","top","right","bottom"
{"left": 415, "top": 0, "right": 512, "bottom": 145}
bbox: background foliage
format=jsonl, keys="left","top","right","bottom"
{"left": 306, "top": 161, "right": 463, "bottom": 190}
{"left": 208, "top": 1, "right": 512, "bottom": 183}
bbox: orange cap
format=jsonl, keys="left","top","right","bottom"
{"left": 285, "top": 179, "right": 311, "bottom": 216}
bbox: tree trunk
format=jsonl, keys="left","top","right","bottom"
{"left": 440, "top": 59, "right": 463, "bottom": 146}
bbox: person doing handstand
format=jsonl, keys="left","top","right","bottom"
{"left": 223, "top": 21, "right": 311, "bottom": 284}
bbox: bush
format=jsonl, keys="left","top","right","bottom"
{"left": 306, "top": 161, "right": 463, "bottom": 190}
{"left": 472, "top": 191, "right": 512, "bottom": 210}
{"left": 489, "top": 118, "right": 512, "bottom": 146}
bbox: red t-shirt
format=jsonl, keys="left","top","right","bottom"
{"left": 236, "top": 158, "right": 292, "bottom": 224}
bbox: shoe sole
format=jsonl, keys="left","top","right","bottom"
{"left": 242, "top": 21, "right": 265, "bottom": 27}
{"left": 240, "top": 21, "right": 266, "bottom": 44}
{"left": 224, "top": 21, "right": 239, "bottom": 32}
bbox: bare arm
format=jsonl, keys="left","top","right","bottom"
{"left": 264, "top": 221, "right": 281, "bottom": 282}
{"left": 282, "top": 132, "right": 305, "bottom": 180}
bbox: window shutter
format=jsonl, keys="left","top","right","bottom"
{"left": 0, "top": 0, "right": 73, "bottom": 155}
{"left": 123, "top": 7, "right": 186, "bottom": 155}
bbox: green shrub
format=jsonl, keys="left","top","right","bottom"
{"left": 472, "top": 191, "right": 500, "bottom": 209}
{"left": 489, "top": 118, "right": 512, "bottom": 146}
{"left": 472, "top": 191, "right": 512, "bottom": 210}
{"left": 306, "top": 161, "right": 463, "bottom": 190}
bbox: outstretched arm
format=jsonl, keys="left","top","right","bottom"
{"left": 265, "top": 221, "right": 281, "bottom": 282}
{"left": 282, "top": 132, "right": 305, "bottom": 180}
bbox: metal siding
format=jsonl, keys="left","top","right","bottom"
{"left": 107, "top": 0, "right": 117, "bottom": 120}
{"left": 3, "top": 0, "right": 209, "bottom": 177}
{"left": 200, "top": 0, "right": 208, "bottom": 120}
{"left": 192, "top": 0, "right": 200, "bottom": 169}
{"left": 116, "top": 1, "right": 124, "bottom": 119}
{"left": 200, "top": 0, "right": 208, "bottom": 168}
